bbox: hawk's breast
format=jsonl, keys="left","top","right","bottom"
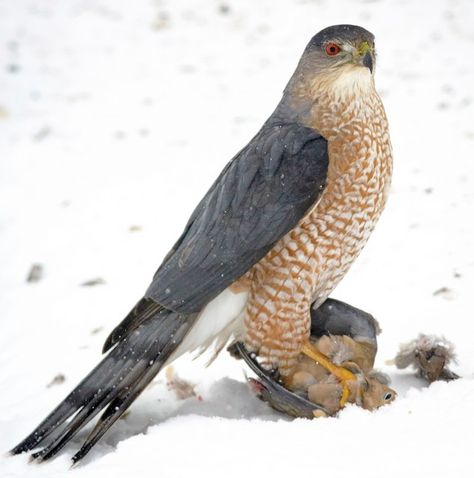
{"left": 244, "top": 70, "right": 393, "bottom": 370}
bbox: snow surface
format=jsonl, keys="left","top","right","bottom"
{"left": 1, "top": 0, "right": 474, "bottom": 476}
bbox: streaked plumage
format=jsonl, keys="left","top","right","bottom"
{"left": 245, "top": 53, "right": 392, "bottom": 374}
{"left": 11, "top": 24, "right": 392, "bottom": 463}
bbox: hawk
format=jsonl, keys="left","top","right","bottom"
{"left": 11, "top": 24, "right": 393, "bottom": 463}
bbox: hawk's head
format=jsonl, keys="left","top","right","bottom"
{"left": 304, "top": 24, "right": 376, "bottom": 75}
{"left": 279, "top": 25, "right": 379, "bottom": 125}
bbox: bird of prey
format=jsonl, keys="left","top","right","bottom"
{"left": 11, "top": 24, "right": 393, "bottom": 463}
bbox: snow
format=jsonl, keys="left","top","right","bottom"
{"left": 1, "top": 0, "right": 473, "bottom": 476}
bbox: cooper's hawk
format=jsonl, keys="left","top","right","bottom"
{"left": 11, "top": 24, "right": 393, "bottom": 463}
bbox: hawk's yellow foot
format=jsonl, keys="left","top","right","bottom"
{"left": 301, "top": 341, "right": 356, "bottom": 407}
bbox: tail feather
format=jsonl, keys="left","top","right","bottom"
{"left": 30, "top": 355, "right": 143, "bottom": 462}
{"left": 72, "top": 360, "right": 162, "bottom": 464}
{"left": 12, "top": 348, "right": 131, "bottom": 455}
{"left": 10, "top": 307, "right": 197, "bottom": 463}
{"left": 102, "top": 297, "right": 163, "bottom": 353}
{"left": 72, "top": 317, "right": 191, "bottom": 464}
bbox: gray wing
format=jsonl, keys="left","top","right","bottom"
{"left": 146, "top": 121, "right": 328, "bottom": 313}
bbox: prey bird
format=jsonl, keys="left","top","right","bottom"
{"left": 236, "top": 298, "right": 396, "bottom": 418}
{"left": 11, "top": 24, "right": 393, "bottom": 463}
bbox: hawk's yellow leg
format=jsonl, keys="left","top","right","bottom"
{"left": 301, "top": 342, "right": 356, "bottom": 407}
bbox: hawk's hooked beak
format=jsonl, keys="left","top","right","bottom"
{"left": 356, "top": 41, "right": 374, "bottom": 73}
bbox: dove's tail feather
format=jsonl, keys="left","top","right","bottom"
{"left": 10, "top": 307, "right": 197, "bottom": 464}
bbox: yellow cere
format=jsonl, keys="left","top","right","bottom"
{"left": 358, "top": 41, "right": 372, "bottom": 55}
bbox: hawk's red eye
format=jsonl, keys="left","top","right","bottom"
{"left": 325, "top": 43, "right": 341, "bottom": 56}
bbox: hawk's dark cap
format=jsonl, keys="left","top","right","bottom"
{"left": 307, "top": 24, "right": 375, "bottom": 49}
